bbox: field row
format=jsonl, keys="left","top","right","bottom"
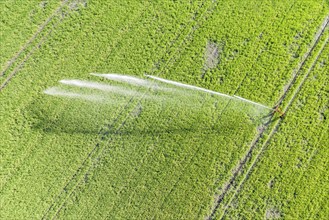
{"left": 0, "top": 0, "right": 64, "bottom": 72}
{"left": 0, "top": 1, "right": 218, "bottom": 219}
{"left": 209, "top": 12, "right": 329, "bottom": 218}
{"left": 1, "top": 0, "right": 328, "bottom": 219}
{"left": 44, "top": 1, "right": 323, "bottom": 216}
{"left": 221, "top": 34, "right": 329, "bottom": 219}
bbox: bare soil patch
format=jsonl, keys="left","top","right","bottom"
{"left": 265, "top": 207, "right": 281, "bottom": 219}
{"left": 201, "top": 41, "right": 222, "bottom": 78}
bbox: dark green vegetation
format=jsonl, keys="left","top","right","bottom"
{"left": 0, "top": 0, "right": 328, "bottom": 219}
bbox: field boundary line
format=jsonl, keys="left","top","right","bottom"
{"left": 206, "top": 13, "right": 329, "bottom": 220}
{"left": 0, "top": 0, "right": 69, "bottom": 77}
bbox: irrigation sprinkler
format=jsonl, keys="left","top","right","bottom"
{"left": 273, "top": 105, "right": 285, "bottom": 118}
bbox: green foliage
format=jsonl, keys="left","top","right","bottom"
{"left": 0, "top": 0, "right": 328, "bottom": 219}
{"left": 222, "top": 42, "right": 329, "bottom": 220}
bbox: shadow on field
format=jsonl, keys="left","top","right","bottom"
{"left": 24, "top": 97, "right": 191, "bottom": 137}
{"left": 25, "top": 96, "right": 112, "bottom": 136}
{"left": 25, "top": 91, "right": 268, "bottom": 138}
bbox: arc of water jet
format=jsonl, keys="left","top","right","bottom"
{"left": 90, "top": 73, "right": 152, "bottom": 86}
{"left": 59, "top": 79, "right": 140, "bottom": 96}
{"left": 233, "top": 95, "right": 271, "bottom": 110}
{"left": 44, "top": 87, "right": 103, "bottom": 102}
{"left": 145, "top": 74, "right": 233, "bottom": 99}
{"left": 145, "top": 74, "right": 271, "bottom": 110}
{"left": 91, "top": 73, "right": 181, "bottom": 93}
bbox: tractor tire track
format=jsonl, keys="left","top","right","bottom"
{"left": 41, "top": 95, "right": 139, "bottom": 220}
{"left": 0, "top": 2, "right": 151, "bottom": 195}
{"left": 163, "top": 3, "right": 300, "bottom": 217}
{"left": 0, "top": 21, "right": 60, "bottom": 91}
{"left": 82, "top": 111, "right": 179, "bottom": 220}
{"left": 207, "top": 14, "right": 329, "bottom": 220}
{"left": 1, "top": 2, "right": 147, "bottom": 192}
{"left": 220, "top": 36, "right": 328, "bottom": 219}
{"left": 42, "top": 5, "right": 155, "bottom": 210}
{"left": 42, "top": 5, "right": 155, "bottom": 213}
{"left": 0, "top": 0, "right": 69, "bottom": 77}
{"left": 275, "top": 15, "right": 329, "bottom": 107}
{"left": 149, "top": 2, "right": 299, "bottom": 218}
{"left": 44, "top": 0, "right": 293, "bottom": 217}
{"left": 103, "top": 1, "right": 221, "bottom": 218}
{"left": 0, "top": 0, "right": 86, "bottom": 193}
{"left": 0, "top": 0, "right": 73, "bottom": 92}
{"left": 211, "top": 0, "right": 297, "bottom": 129}
{"left": 42, "top": 2, "right": 212, "bottom": 218}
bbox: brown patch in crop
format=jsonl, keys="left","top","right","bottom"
{"left": 201, "top": 41, "right": 221, "bottom": 79}
{"left": 69, "top": 0, "right": 87, "bottom": 11}
{"left": 205, "top": 42, "right": 219, "bottom": 69}
{"left": 39, "top": 1, "right": 48, "bottom": 8}
{"left": 267, "top": 179, "right": 275, "bottom": 188}
{"left": 265, "top": 207, "right": 281, "bottom": 219}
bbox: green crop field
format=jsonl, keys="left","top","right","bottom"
{"left": 0, "top": 0, "right": 328, "bottom": 219}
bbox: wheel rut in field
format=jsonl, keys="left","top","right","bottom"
{"left": 0, "top": 0, "right": 88, "bottom": 92}
{"left": 0, "top": 0, "right": 69, "bottom": 77}
{"left": 207, "top": 13, "right": 329, "bottom": 220}
{"left": 42, "top": 1, "right": 220, "bottom": 218}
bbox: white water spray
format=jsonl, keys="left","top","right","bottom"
{"left": 145, "top": 75, "right": 232, "bottom": 99}
{"left": 44, "top": 74, "right": 271, "bottom": 112}
{"left": 44, "top": 87, "right": 103, "bottom": 102}
{"left": 233, "top": 95, "right": 271, "bottom": 110}
{"left": 59, "top": 79, "right": 141, "bottom": 96}
{"left": 145, "top": 74, "right": 271, "bottom": 110}
{"left": 91, "top": 73, "right": 181, "bottom": 94}
{"left": 90, "top": 73, "right": 152, "bottom": 86}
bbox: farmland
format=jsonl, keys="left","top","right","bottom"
{"left": 1, "top": 0, "right": 328, "bottom": 219}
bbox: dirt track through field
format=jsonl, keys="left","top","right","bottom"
{"left": 0, "top": 25, "right": 59, "bottom": 91}
{"left": 147, "top": 2, "right": 295, "bottom": 215}
{"left": 207, "top": 13, "right": 329, "bottom": 220}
